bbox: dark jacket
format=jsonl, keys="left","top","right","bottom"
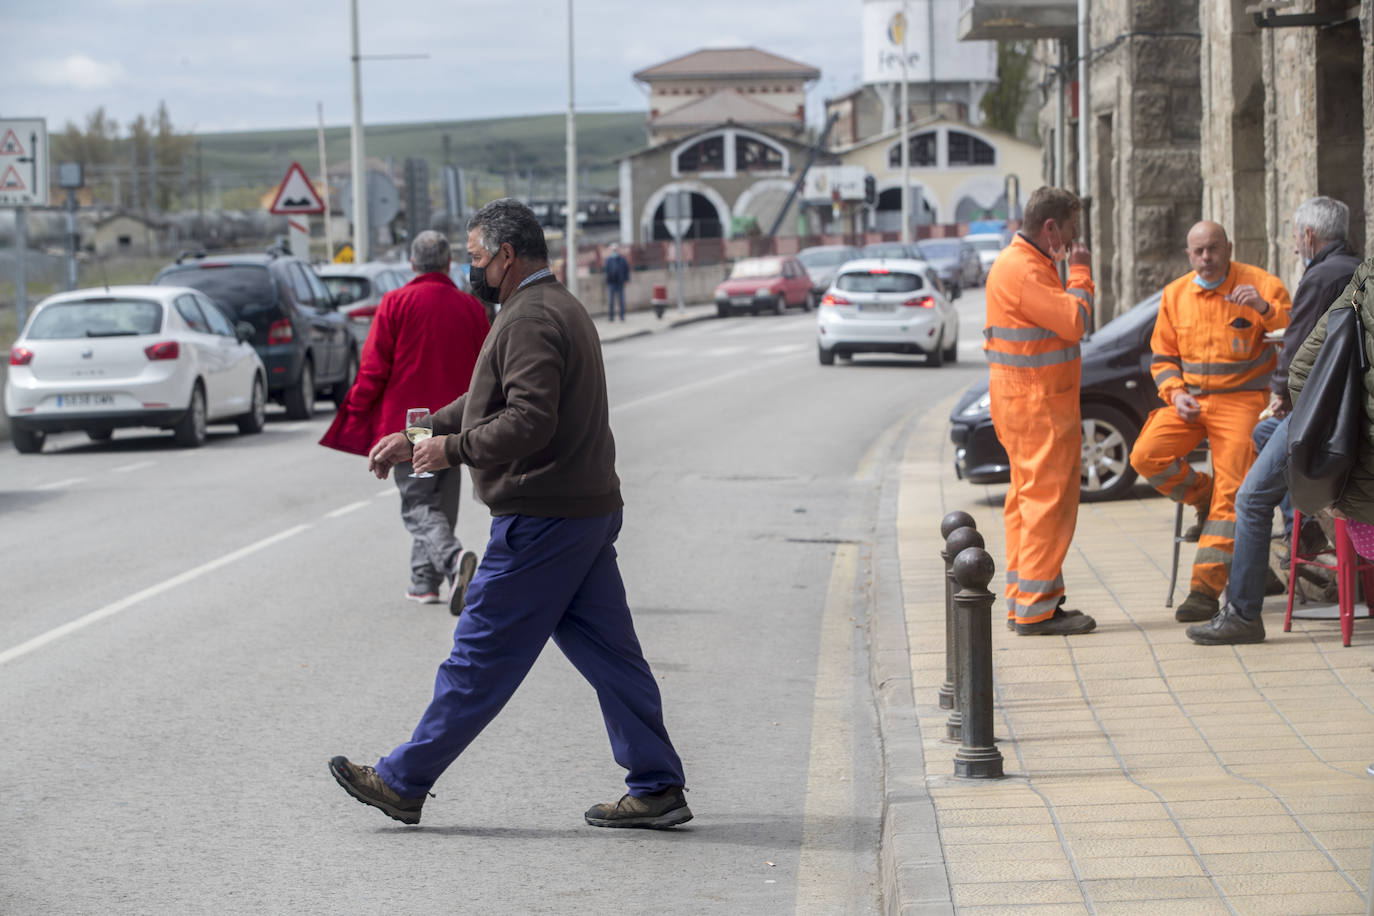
{"left": 320, "top": 272, "right": 489, "bottom": 456}
{"left": 1273, "top": 240, "right": 1362, "bottom": 397}
{"left": 1289, "top": 257, "right": 1374, "bottom": 521}
{"left": 604, "top": 253, "right": 629, "bottom": 287}
{"left": 430, "top": 273, "right": 622, "bottom": 518}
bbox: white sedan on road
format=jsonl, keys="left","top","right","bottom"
{"left": 5, "top": 285, "right": 267, "bottom": 453}
{"left": 815, "top": 258, "right": 959, "bottom": 366}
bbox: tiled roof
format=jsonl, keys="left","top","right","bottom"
{"left": 634, "top": 47, "right": 820, "bottom": 81}
{"left": 650, "top": 89, "right": 801, "bottom": 127}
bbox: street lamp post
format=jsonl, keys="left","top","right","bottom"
{"left": 565, "top": 0, "right": 578, "bottom": 298}
{"left": 349, "top": 0, "right": 369, "bottom": 264}
{"left": 899, "top": 0, "right": 910, "bottom": 244}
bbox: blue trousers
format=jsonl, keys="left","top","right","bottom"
{"left": 1230, "top": 415, "right": 1291, "bottom": 621}
{"left": 376, "top": 510, "right": 686, "bottom": 799}
{"left": 607, "top": 284, "right": 625, "bottom": 320}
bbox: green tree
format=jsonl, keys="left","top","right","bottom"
{"left": 980, "top": 41, "right": 1034, "bottom": 137}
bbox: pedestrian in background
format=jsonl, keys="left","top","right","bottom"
{"left": 1188, "top": 197, "right": 1360, "bottom": 645}
{"left": 1129, "top": 221, "right": 1291, "bottom": 624}
{"left": 320, "top": 230, "right": 490, "bottom": 613}
{"left": 604, "top": 243, "right": 630, "bottom": 321}
{"left": 329, "top": 199, "right": 691, "bottom": 830}
{"left": 984, "top": 185, "right": 1097, "bottom": 636}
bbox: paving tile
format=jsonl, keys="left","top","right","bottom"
{"left": 957, "top": 906, "right": 1088, "bottom": 916}
{"left": 947, "top": 858, "right": 1076, "bottom": 884}
{"left": 938, "top": 824, "right": 1061, "bottom": 845}
{"left": 1093, "top": 899, "right": 1228, "bottom": 916}
{"left": 1163, "top": 798, "right": 1290, "bottom": 819}
{"left": 936, "top": 806, "right": 1055, "bottom": 827}
{"left": 943, "top": 841, "right": 1066, "bottom": 863}
{"left": 1189, "top": 832, "right": 1315, "bottom": 854}
{"left": 950, "top": 880, "right": 1085, "bottom": 906}
{"left": 1222, "top": 892, "right": 1366, "bottom": 915}
{"left": 1079, "top": 876, "right": 1216, "bottom": 901}
{"left": 1200, "top": 850, "right": 1336, "bottom": 875}
{"left": 1212, "top": 871, "right": 1354, "bottom": 895}
{"left": 1073, "top": 855, "right": 1206, "bottom": 879}
{"left": 1051, "top": 802, "right": 1168, "bottom": 822}
{"left": 1065, "top": 835, "right": 1193, "bottom": 858}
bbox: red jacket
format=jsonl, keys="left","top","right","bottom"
{"left": 320, "top": 272, "right": 489, "bottom": 456}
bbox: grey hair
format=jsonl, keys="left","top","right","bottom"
{"left": 1294, "top": 196, "right": 1349, "bottom": 244}
{"left": 467, "top": 198, "right": 549, "bottom": 262}
{"left": 410, "top": 230, "right": 451, "bottom": 274}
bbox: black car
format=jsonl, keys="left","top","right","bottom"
{"left": 154, "top": 250, "right": 356, "bottom": 419}
{"left": 915, "top": 239, "right": 982, "bottom": 293}
{"left": 949, "top": 290, "right": 1163, "bottom": 502}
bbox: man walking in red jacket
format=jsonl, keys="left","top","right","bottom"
{"left": 321, "top": 231, "right": 490, "bottom": 613}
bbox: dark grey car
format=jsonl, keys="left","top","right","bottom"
{"left": 915, "top": 239, "right": 982, "bottom": 294}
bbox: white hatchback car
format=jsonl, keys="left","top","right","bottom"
{"left": 6, "top": 285, "right": 267, "bottom": 453}
{"left": 816, "top": 259, "right": 959, "bottom": 366}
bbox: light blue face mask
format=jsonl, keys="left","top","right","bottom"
{"left": 1193, "top": 272, "right": 1226, "bottom": 291}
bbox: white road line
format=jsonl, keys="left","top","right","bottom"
{"left": 702, "top": 346, "right": 746, "bottom": 357}
{"left": 34, "top": 477, "right": 87, "bottom": 491}
{"left": 0, "top": 524, "right": 313, "bottom": 667}
{"left": 113, "top": 460, "right": 157, "bottom": 473}
{"left": 611, "top": 354, "right": 797, "bottom": 414}
{"left": 761, "top": 344, "right": 806, "bottom": 355}
{"left": 375, "top": 488, "right": 394, "bottom": 499}
{"left": 324, "top": 499, "right": 370, "bottom": 519}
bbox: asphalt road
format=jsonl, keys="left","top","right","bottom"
{"left": 1, "top": 291, "right": 989, "bottom": 914}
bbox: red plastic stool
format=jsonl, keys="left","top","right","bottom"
{"left": 1284, "top": 510, "right": 1374, "bottom": 646}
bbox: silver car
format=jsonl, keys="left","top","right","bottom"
{"left": 317, "top": 262, "right": 412, "bottom": 342}
{"left": 815, "top": 258, "right": 959, "bottom": 367}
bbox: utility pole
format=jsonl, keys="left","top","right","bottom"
{"left": 564, "top": 0, "right": 578, "bottom": 298}
{"left": 927, "top": 0, "right": 937, "bottom": 113}
{"left": 348, "top": 0, "right": 369, "bottom": 263}
{"left": 317, "top": 102, "right": 334, "bottom": 260}
{"left": 196, "top": 141, "right": 204, "bottom": 242}
{"left": 899, "top": 0, "right": 910, "bottom": 244}
{"left": 1077, "top": 0, "right": 1092, "bottom": 247}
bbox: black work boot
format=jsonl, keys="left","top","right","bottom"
{"left": 1007, "top": 606, "right": 1087, "bottom": 630}
{"left": 1174, "top": 590, "right": 1220, "bottom": 622}
{"left": 329, "top": 756, "right": 426, "bottom": 825}
{"left": 1015, "top": 609, "right": 1097, "bottom": 636}
{"left": 1186, "top": 605, "right": 1265, "bottom": 645}
{"left": 584, "top": 787, "right": 692, "bottom": 829}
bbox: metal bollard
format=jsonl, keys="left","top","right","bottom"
{"left": 952, "top": 546, "right": 1005, "bottom": 778}
{"left": 938, "top": 512, "right": 976, "bottom": 711}
{"left": 943, "top": 526, "right": 984, "bottom": 742}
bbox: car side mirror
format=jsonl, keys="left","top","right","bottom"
{"left": 235, "top": 321, "right": 254, "bottom": 344}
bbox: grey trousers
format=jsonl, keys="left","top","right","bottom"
{"left": 393, "top": 463, "right": 463, "bottom": 592}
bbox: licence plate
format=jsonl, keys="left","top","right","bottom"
{"left": 858, "top": 302, "right": 896, "bottom": 312}
{"left": 731, "top": 297, "right": 752, "bottom": 306}
{"left": 57, "top": 394, "right": 115, "bottom": 407}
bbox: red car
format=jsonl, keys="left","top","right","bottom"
{"left": 713, "top": 256, "right": 815, "bottom": 317}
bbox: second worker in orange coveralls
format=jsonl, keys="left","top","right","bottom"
{"left": 985, "top": 186, "right": 1097, "bottom": 636}
{"left": 1129, "top": 221, "right": 1291, "bottom": 623}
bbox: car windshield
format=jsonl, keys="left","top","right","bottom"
{"left": 729, "top": 258, "right": 784, "bottom": 279}
{"left": 798, "top": 249, "right": 852, "bottom": 269}
{"left": 321, "top": 276, "right": 370, "bottom": 305}
{"left": 917, "top": 240, "right": 960, "bottom": 259}
{"left": 155, "top": 265, "right": 276, "bottom": 319}
{"left": 861, "top": 244, "right": 911, "bottom": 259}
{"left": 966, "top": 237, "right": 1003, "bottom": 252}
{"left": 836, "top": 271, "right": 924, "bottom": 293}
{"left": 26, "top": 299, "right": 163, "bottom": 339}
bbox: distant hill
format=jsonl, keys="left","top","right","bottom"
{"left": 196, "top": 111, "right": 647, "bottom": 199}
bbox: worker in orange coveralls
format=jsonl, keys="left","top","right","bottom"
{"left": 1129, "top": 221, "right": 1290, "bottom": 624}
{"left": 984, "top": 186, "right": 1097, "bottom": 636}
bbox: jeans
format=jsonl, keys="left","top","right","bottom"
{"left": 607, "top": 284, "right": 626, "bottom": 320}
{"left": 1252, "top": 414, "right": 1293, "bottom": 537}
{"left": 1230, "top": 415, "right": 1291, "bottom": 620}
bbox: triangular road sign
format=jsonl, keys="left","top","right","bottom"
{"left": 0, "top": 165, "right": 25, "bottom": 190}
{"left": 0, "top": 129, "right": 24, "bottom": 156}
{"left": 268, "top": 161, "right": 326, "bottom": 215}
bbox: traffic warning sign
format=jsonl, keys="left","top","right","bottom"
{"left": 0, "top": 165, "right": 25, "bottom": 191}
{"left": 0, "top": 118, "right": 48, "bottom": 206}
{"left": 0, "top": 130, "right": 25, "bottom": 156}
{"left": 268, "top": 161, "right": 326, "bottom": 215}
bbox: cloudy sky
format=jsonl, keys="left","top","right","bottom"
{"left": 9, "top": 0, "right": 869, "bottom": 135}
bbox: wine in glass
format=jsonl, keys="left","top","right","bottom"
{"left": 405, "top": 407, "right": 434, "bottom": 478}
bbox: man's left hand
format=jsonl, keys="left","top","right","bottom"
{"left": 1227, "top": 284, "right": 1270, "bottom": 315}
{"left": 368, "top": 431, "right": 412, "bottom": 479}
{"left": 411, "top": 436, "right": 453, "bottom": 475}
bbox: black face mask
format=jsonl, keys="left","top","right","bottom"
{"left": 469, "top": 262, "right": 499, "bottom": 304}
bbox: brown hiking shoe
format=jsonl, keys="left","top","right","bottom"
{"left": 450, "top": 550, "right": 477, "bottom": 617}
{"left": 329, "top": 756, "right": 425, "bottom": 825}
{"left": 1015, "top": 609, "right": 1097, "bottom": 636}
{"left": 1174, "top": 590, "right": 1220, "bottom": 622}
{"left": 584, "top": 787, "right": 692, "bottom": 829}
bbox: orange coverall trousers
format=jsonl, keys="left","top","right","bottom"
{"left": 1129, "top": 390, "right": 1266, "bottom": 598}
{"left": 991, "top": 370, "right": 1081, "bottom": 625}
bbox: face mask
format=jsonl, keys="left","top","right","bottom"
{"left": 1046, "top": 225, "right": 1068, "bottom": 263}
{"left": 469, "top": 253, "right": 502, "bottom": 304}
{"left": 1193, "top": 273, "right": 1225, "bottom": 291}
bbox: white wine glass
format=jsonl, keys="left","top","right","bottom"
{"left": 404, "top": 407, "right": 434, "bottom": 478}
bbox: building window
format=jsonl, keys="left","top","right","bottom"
{"left": 735, "top": 135, "right": 784, "bottom": 172}
{"left": 677, "top": 135, "right": 726, "bottom": 173}
{"left": 888, "top": 131, "right": 937, "bottom": 168}
{"left": 947, "top": 130, "right": 996, "bottom": 165}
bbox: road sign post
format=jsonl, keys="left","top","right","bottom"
{"left": 1, "top": 119, "right": 49, "bottom": 326}
{"left": 663, "top": 190, "right": 691, "bottom": 314}
{"left": 268, "top": 162, "right": 326, "bottom": 260}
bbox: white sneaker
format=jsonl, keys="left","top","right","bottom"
{"left": 405, "top": 590, "right": 441, "bottom": 605}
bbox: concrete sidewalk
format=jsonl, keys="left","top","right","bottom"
{"left": 590, "top": 302, "right": 719, "bottom": 344}
{"left": 881, "top": 391, "right": 1374, "bottom": 915}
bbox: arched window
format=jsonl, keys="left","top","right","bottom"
{"left": 676, "top": 135, "right": 726, "bottom": 173}
{"left": 888, "top": 131, "right": 937, "bottom": 168}
{"left": 735, "top": 134, "right": 784, "bottom": 172}
{"left": 947, "top": 130, "right": 996, "bottom": 165}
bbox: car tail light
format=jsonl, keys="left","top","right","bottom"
{"left": 350, "top": 305, "right": 377, "bottom": 322}
{"left": 821, "top": 294, "right": 850, "bottom": 307}
{"left": 268, "top": 319, "right": 293, "bottom": 344}
{"left": 144, "top": 340, "right": 180, "bottom": 360}
{"left": 10, "top": 346, "right": 34, "bottom": 366}
{"left": 903, "top": 296, "right": 935, "bottom": 309}
{"left": 869, "top": 268, "right": 890, "bottom": 274}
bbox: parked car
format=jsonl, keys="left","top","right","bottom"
{"left": 948, "top": 290, "right": 1164, "bottom": 502}
{"left": 816, "top": 258, "right": 958, "bottom": 366}
{"left": 154, "top": 250, "right": 355, "bottom": 420}
{"left": 5, "top": 285, "right": 267, "bottom": 453}
{"left": 797, "top": 245, "right": 862, "bottom": 296}
{"left": 915, "top": 238, "right": 982, "bottom": 293}
{"left": 317, "top": 262, "right": 411, "bottom": 343}
{"left": 713, "top": 256, "right": 814, "bottom": 316}
{"left": 860, "top": 241, "right": 922, "bottom": 261}
{"left": 962, "top": 232, "right": 1009, "bottom": 276}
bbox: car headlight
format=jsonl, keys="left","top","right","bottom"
{"left": 959, "top": 392, "right": 992, "bottom": 418}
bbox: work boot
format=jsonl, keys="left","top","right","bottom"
{"left": 1182, "top": 484, "right": 1213, "bottom": 543}
{"left": 328, "top": 756, "right": 426, "bottom": 825}
{"left": 1186, "top": 605, "right": 1265, "bottom": 645}
{"left": 584, "top": 787, "right": 693, "bottom": 829}
{"left": 1007, "top": 607, "right": 1086, "bottom": 630}
{"left": 1174, "top": 590, "right": 1220, "bottom": 622}
{"left": 1015, "top": 609, "right": 1097, "bottom": 636}
{"left": 449, "top": 550, "right": 478, "bottom": 617}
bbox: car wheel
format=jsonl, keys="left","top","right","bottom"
{"left": 284, "top": 359, "right": 315, "bottom": 420}
{"left": 173, "top": 384, "right": 208, "bottom": 448}
{"left": 942, "top": 325, "right": 958, "bottom": 363}
{"left": 717, "top": 303, "right": 730, "bottom": 318}
{"left": 12, "top": 426, "right": 45, "bottom": 454}
{"left": 332, "top": 349, "right": 358, "bottom": 408}
{"left": 774, "top": 295, "right": 786, "bottom": 316}
{"left": 87, "top": 429, "right": 113, "bottom": 443}
{"left": 237, "top": 375, "right": 267, "bottom": 434}
{"left": 818, "top": 344, "right": 835, "bottom": 365}
{"left": 1080, "top": 404, "right": 1140, "bottom": 502}
{"left": 927, "top": 333, "right": 945, "bottom": 368}
{"left": 803, "top": 291, "right": 815, "bottom": 312}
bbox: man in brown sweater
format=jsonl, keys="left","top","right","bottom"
{"left": 328, "top": 199, "right": 690, "bottom": 830}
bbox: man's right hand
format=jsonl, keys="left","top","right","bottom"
{"left": 368, "top": 431, "right": 412, "bottom": 479}
{"left": 1068, "top": 241, "right": 1091, "bottom": 267}
{"left": 1172, "top": 391, "right": 1201, "bottom": 423}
